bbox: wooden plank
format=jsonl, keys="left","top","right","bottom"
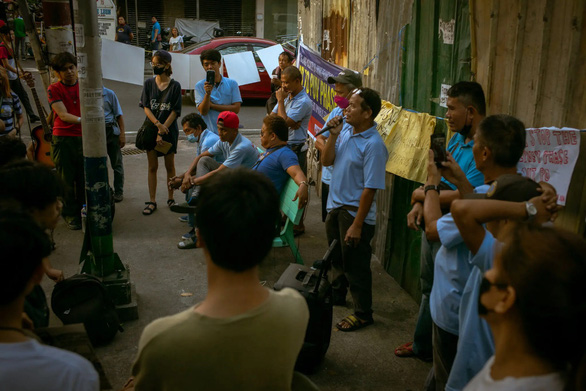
{"left": 562, "top": 0, "right": 585, "bottom": 126}
{"left": 486, "top": 0, "right": 499, "bottom": 109}
{"left": 532, "top": 0, "right": 554, "bottom": 127}
{"left": 507, "top": 0, "right": 527, "bottom": 114}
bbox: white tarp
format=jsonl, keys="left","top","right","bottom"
{"left": 255, "top": 44, "right": 284, "bottom": 76}
{"left": 101, "top": 39, "right": 145, "bottom": 86}
{"left": 518, "top": 127, "right": 582, "bottom": 205}
{"left": 223, "top": 51, "right": 260, "bottom": 86}
{"left": 174, "top": 19, "right": 219, "bottom": 43}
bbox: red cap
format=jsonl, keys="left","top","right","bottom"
{"left": 217, "top": 111, "right": 239, "bottom": 129}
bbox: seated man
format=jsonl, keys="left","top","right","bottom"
{"left": 132, "top": 168, "right": 309, "bottom": 390}
{"left": 253, "top": 114, "right": 308, "bottom": 208}
{"left": 0, "top": 210, "right": 99, "bottom": 391}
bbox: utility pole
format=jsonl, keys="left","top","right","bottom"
{"left": 15, "top": 0, "right": 50, "bottom": 89}
{"left": 41, "top": 0, "right": 75, "bottom": 57}
{"left": 73, "top": 0, "right": 137, "bottom": 321}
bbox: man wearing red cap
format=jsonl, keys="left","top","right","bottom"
{"left": 169, "top": 111, "right": 258, "bottom": 246}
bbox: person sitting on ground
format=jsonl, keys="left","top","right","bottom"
{"left": 0, "top": 160, "right": 66, "bottom": 328}
{"left": 174, "top": 113, "right": 224, "bottom": 250}
{"left": 0, "top": 210, "right": 99, "bottom": 391}
{"left": 253, "top": 114, "right": 308, "bottom": 207}
{"left": 131, "top": 168, "right": 309, "bottom": 390}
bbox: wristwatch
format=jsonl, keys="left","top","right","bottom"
{"left": 525, "top": 201, "right": 537, "bottom": 222}
{"left": 424, "top": 185, "right": 440, "bottom": 195}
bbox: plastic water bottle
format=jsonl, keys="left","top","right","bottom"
{"left": 81, "top": 204, "right": 87, "bottom": 233}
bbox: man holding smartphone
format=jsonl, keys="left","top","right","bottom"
{"left": 194, "top": 49, "right": 242, "bottom": 135}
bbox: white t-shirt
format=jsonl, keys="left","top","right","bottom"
{"left": 464, "top": 356, "right": 565, "bottom": 391}
{"left": 0, "top": 338, "right": 99, "bottom": 391}
{"left": 169, "top": 36, "right": 183, "bottom": 51}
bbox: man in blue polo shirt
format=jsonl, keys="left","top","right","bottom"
{"left": 102, "top": 86, "right": 125, "bottom": 202}
{"left": 322, "top": 88, "right": 388, "bottom": 332}
{"left": 395, "top": 81, "right": 486, "bottom": 363}
{"left": 272, "top": 65, "right": 312, "bottom": 174}
{"left": 253, "top": 114, "right": 308, "bottom": 207}
{"left": 195, "top": 49, "right": 242, "bottom": 135}
{"left": 150, "top": 16, "right": 161, "bottom": 51}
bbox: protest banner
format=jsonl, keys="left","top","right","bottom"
{"left": 297, "top": 42, "right": 344, "bottom": 137}
{"left": 518, "top": 127, "right": 581, "bottom": 205}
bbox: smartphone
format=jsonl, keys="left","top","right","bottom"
{"left": 206, "top": 70, "right": 215, "bottom": 85}
{"left": 430, "top": 134, "right": 447, "bottom": 168}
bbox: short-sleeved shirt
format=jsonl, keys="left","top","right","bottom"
{"left": 253, "top": 145, "right": 299, "bottom": 194}
{"left": 321, "top": 106, "right": 350, "bottom": 185}
{"left": 446, "top": 232, "right": 497, "bottom": 391}
{"left": 169, "top": 36, "right": 183, "bottom": 51}
{"left": 326, "top": 123, "right": 388, "bottom": 225}
{"left": 0, "top": 338, "right": 99, "bottom": 391}
{"left": 442, "top": 132, "right": 484, "bottom": 190}
{"left": 0, "top": 93, "right": 22, "bottom": 135}
{"left": 272, "top": 89, "right": 312, "bottom": 145}
{"left": 48, "top": 81, "right": 81, "bottom": 137}
{"left": 207, "top": 133, "right": 259, "bottom": 169}
{"left": 139, "top": 78, "right": 182, "bottom": 133}
{"left": 116, "top": 24, "right": 132, "bottom": 43}
{"left": 197, "top": 129, "right": 224, "bottom": 163}
{"left": 102, "top": 87, "right": 123, "bottom": 135}
{"left": 14, "top": 17, "right": 26, "bottom": 38}
{"left": 194, "top": 77, "right": 242, "bottom": 134}
{"left": 151, "top": 21, "right": 161, "bottom": 40}
{"left": 430, "top": 184, "right": 490, "bottom": 335}
{"left": 0, "top": 43, "right": 17, "bottom": 80}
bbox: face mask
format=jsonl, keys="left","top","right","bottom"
{"left": 478, "top": 276, "right": 508, "bottom": 315}
{"left": 187, "top": 134, "right": 197, "bottom": 143}
{"left": 334, "top": 95, "right": 349, "bottom": 109}
{"left": 459, "top": 111, "right": 472, "bottom": 137}
{"left": 153, "top": 66, "right": 165, "bottom": 75}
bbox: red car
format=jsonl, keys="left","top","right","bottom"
{"left": 183, "top": 37, "right": 287, "bottom": 100}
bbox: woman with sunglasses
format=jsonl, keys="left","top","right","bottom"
{"left": 139, "top": 50, "right": 181, "bottom": 215}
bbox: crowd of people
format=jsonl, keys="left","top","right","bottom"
{"left": 0, "top": 20, "right": 584, "bottom": 391}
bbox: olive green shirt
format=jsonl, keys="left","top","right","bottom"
{"left": 132, "top": 288, "right": 309, "bottom": 390}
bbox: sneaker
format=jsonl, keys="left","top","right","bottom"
{"left": 170, "top": 202, "right": 197, "bottom": 214}
{"left": 182, "top": 229, "right": 195, "bottom": 240}
{"left": 178, "top": 237, "right": 197, "bottom": 249}
{"left": 178, "top": 215, "right": 189, "bottom": 223}
{"left": 113, "top": 193, "right": 124, "bottom": 203}
{"left": 65, "top": 218, "right": 82, "bottom": 230}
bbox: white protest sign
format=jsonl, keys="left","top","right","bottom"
{"left": 223, "top": 51, "right": 260, "bottom": 86}
{"left": 256, "top": 44, "right": 284, "bottom": 76}
{"left": 518, "top": 127, "right": 581, "bottom": 205}
{"left": 101, "top": 38, "right": 144, "bottom": 86}
{"left": 189, "top": 55, "right": 206, "bottom": 89}
{"left": 169, "top": 52, "right": 190, "bottom": 90}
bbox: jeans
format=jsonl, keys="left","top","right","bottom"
{"left": 15, "top": 36, "right": 26, "bottom": 60}
{"left": 412, "top": 233, "right": 441, "bottom": 357}
{"left": 105, "top": 125, "right": 124, "bottom": 196}
{"left": 9, "top": 78, "right": 37, "bottom": 118}
{"left": 325, "top": 208, "right": 375, "bottom": 318}
{"left": 51, "top": 135, "right": 84, "bottom": 220}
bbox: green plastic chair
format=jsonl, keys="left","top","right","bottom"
{"left": 273, "top": 178, "right": 305, "bottom": 265}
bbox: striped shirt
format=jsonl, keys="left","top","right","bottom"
{"left": 0, "top": 93, "right": 22, "bottom": 135}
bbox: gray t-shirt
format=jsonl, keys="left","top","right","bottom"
{"left": 0, "top": 338, "right": 99, "bottom": 391}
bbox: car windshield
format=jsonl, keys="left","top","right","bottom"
{"left": 181, "top": 40, "right": 212, "bottom": 54}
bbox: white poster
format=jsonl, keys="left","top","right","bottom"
{"left": 169, "top": 52, "right": 190, "bottom": 90}
{"left": 97, "top": 0, "right": 117, "bottom": 41}
{"left": 101, "top": 38, "right": 145, "bottom": 86}
{"left": 256, "top": 44, "right": 284, "bottom": 77}
{"left": 223, "top": 51, "right": 260, "bottom": 86}
{"left": 518, "top": 127, "right": 582, "bottom": 205}
{"left": 189, "top": 55, "right": 206, "bottom": 89}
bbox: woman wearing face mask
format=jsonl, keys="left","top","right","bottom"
{"left": 168, "top": 27, "right": 183, "bottom": 52}
{"left": 465, "top": 224, "right": 586, "bottom": 391}
{"left": 265, "top": 51, "right": 294, "bottom": 114}
{"left": 315, "top": 70, "right": 361, "bottom": 227}
{"left": 139, "top": 50, "right": 182, "bottom": 215}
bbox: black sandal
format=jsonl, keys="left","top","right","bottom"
{"left": 167, "top": 199, "right": 176, "bottom": 207}
{"left": 143, "top": 202, "right": 157, "bottom": 215}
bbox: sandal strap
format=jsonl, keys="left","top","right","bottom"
{"left": 145, "top": 202, "right": 157, "bottom": 206}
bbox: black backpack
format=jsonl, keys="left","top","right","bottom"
{"left": 51, "top": 274, "right": 123, "bottom": 346}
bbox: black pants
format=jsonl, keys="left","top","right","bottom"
{"left": 325, "top": 208, "right": 375, "bottom": 319}
{"left": 425, "top": 322, "right": 459, "bottom": 391}
{"left": 9, "top": 78, "right": 37, "bottom": 118}
{"left": 321, "top": 182, "right": 329, "bottom": 222}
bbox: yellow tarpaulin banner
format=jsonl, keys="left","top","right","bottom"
{"left": 375, "top": 101, "right": 437, "bottom": 184}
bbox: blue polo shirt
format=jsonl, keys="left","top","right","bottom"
{"left": 446, "top": 232, "right": 496, "bottom": 391}
{"left": 103, "top": 87, "right": 123, "bottom": 135}
{"left": 207, "top": 133, "right": 258, "bottom": 169}
{"left": 194, "top": 77, "right": 242, "bottom": 134}
{"left": 151, "top": 21, "right": 160, "bottom": 40}
{"left": 442, "top": 132, "right": 484, "bottom": 190}
{"left": 326, "top": 124, "right": 388, "bottom": 225}
{"left": 253, "top": 146, "right": 299, "bottom": 194}
{"left": 197, "top": 129, "right": 224, "bottom": 164}
{"left": 321, "top": 107, "right": 352, "bottom": 185}
{"left": 429, "top": 184, "right": 490, "bottom": 336}
{"left": 272, "top": 89, "right": 312, "bottom": 145}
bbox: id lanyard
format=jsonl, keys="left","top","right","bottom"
{"left": 252, "top": 145, "right": 286, "bottom": 170}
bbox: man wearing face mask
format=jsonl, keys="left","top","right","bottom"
{"left": 396, "top": 82, "right": 486, "bottom": 362}
{"left": 315, "top": 69, "right": 361, "bottom": 223}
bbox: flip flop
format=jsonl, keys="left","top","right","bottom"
{"left": 336, "top": 314, "right": 373, "bottom": 332}
{"left": 394, "top": 342, "right": 416, "bottom": 357}
{"left": 167, "top": 199, "right": 176, "bottom": 207}
{"left": 143, "top": 202, "right": 157, "bottom": 215}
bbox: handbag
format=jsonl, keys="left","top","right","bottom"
{"left": 135, "top": 83, "right": 173, "bottom": 151}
